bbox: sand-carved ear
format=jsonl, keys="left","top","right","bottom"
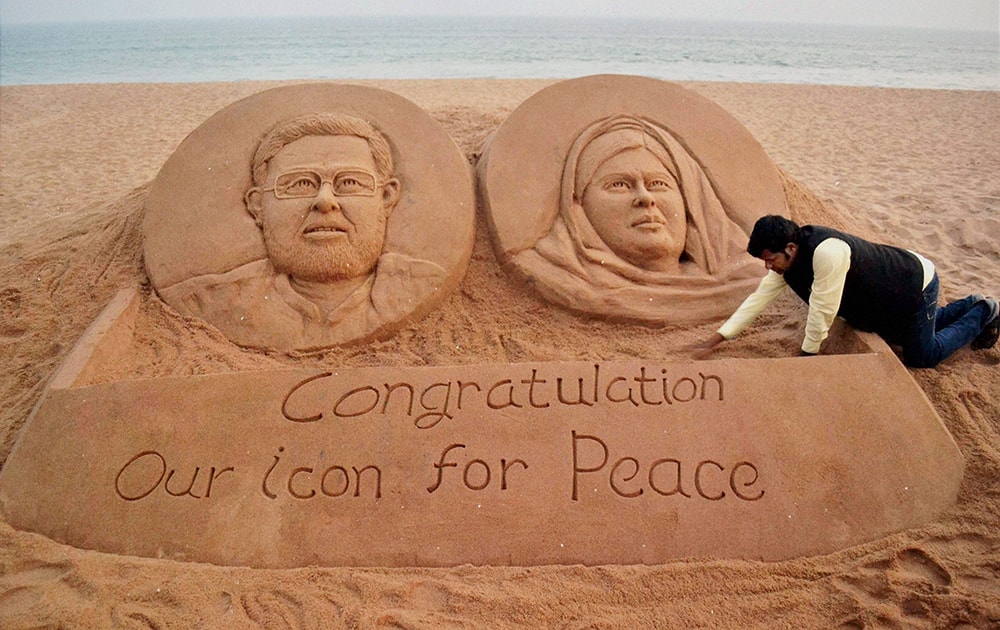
{"left": 244, "top": 188, "right": 264, "bottom": 227}
{"left": 381, "top": 178, "right": 401, "bottom": 216}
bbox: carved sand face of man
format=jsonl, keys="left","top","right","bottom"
{"left": 245, "top": 113, "right": 400, "bottom": 284}
{"left": 576, "top": 127, "right": 686, "bottom": 274}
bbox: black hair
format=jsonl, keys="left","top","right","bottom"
{"left": 747, "top": 215, "right": 801, "bottom": 258}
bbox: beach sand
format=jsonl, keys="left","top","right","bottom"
{"left": 1, "top": 79, "right": 998, "bottom": 628}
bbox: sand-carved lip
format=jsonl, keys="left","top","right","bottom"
{"left": 301, "top": 222, "right": 350, "bottom": 239}
{"left": 630, "top": 214, "right": 666, "bottom": 229}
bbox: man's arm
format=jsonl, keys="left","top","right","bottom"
{"left": 690, "top": 271, "right": 787, "bottom": 358}
{"left": 801, "top": 238, "right": 851, "bottom": 354}
{"left": 717, "top": 271, "right": 788, "bottom": 339}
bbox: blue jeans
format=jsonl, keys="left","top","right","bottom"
{"left": 899, "top": 274, "right": 992, "bottom": 368}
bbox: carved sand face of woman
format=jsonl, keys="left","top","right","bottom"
{"left": 579, "top": 144, "right": 687, "bottom": 274}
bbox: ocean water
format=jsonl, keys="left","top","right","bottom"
{"left": 1, "top": 16, "right": 997, "bottom": 90}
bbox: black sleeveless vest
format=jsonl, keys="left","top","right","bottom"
{"left": 782, "top": 226, "right": 925, "bottom": 342}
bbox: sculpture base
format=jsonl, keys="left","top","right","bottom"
{"left": 0, "top": 289, "right": 964, "bottom": 567}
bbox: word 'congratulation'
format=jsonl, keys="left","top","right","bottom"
{"left": 282, "top": 364, "right": 725, "bottom": 429}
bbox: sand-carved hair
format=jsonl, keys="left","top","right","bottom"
{"left": 250, "top": 112, "right": 395, "bottom": 187}
{"left": 570, "top": 117, "right": 680, "bottom": 208}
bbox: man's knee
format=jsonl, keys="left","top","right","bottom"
{"left": 901, "top": 345, "right": 942, "bottom": 368}
{"left": 902, "top": 353, "right": 941, "bottom": 369}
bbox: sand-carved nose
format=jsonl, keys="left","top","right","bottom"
{"left": 311, "top": 182, "right": 341, "bottom": 213}
{"left": 633, "top": 186, "right": 656, "bottom": 207}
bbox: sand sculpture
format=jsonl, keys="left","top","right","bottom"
{"left": 0, "top": 78, "right": 967, "bottom": 570}
{"left": 143, "top": 85, "right": 475, "bottom": 351}
{"left": 479, "top": 75, "right": 786, "bottom": 323}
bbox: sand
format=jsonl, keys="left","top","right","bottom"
{"left": 1, "top": 79, "right": 998, "bottom": 628}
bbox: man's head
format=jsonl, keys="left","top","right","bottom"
{"left": 747, "top": 215, "right": 801, "bottom": 275}
{"left": 245, "top": 113, "right": 400, "bottom": 283}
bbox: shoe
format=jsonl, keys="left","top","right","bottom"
{"left": 971, "top": 297, "right": 999, "bottom": 350}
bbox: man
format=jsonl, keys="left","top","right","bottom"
{"left": 691, "top": 215, "right": 998, "bottom": 367}
{"left": 161, "top": 112, "right": 446, "bottom": 351}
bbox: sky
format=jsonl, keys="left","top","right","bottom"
{"left": 0, "top": 0, "right": 997, "bottom": 31}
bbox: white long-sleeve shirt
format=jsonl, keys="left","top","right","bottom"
{"left": 717, "top": 238, "right": 934, "bottom": 354}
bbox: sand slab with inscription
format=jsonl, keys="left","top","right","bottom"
{"left": 0, "top": 288, "right": 964, "bottom": 567}
{"left": 1, "top": 80, "right": 998, "bottom": 627}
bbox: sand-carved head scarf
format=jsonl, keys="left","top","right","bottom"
{"left": 522, "top": 115, "right": 763, "bottom": 323}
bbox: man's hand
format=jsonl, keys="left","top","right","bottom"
{"left": 688, "top": 332, "right": 725, "bottom": 360}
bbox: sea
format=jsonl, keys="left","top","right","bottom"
{"left": 1, "top": 16, "right": 997, "bottom": 90}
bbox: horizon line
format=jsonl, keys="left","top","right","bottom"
{"left": 1, "top": 14, "right": 997, "bottom": 33}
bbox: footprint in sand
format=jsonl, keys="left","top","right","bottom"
{"left": 240, "top": 589, "right": 309, "bottom": 629}
{"left": 238, "top": 587, "right": 364, "bottom": 629}
{"left": 110, "top": 603, "right": 164, "bottom": 630}
{"left": 373, "top": 580, "right": 466, "bottom": 629}
{"left": 0, "top": 561, "right": 96, "bottom": 626}
{"left": 833, "top": 547, "right": 953, "bottom": 628}
{"left": 893, "top": 548, "right": 952, "bottom": 588}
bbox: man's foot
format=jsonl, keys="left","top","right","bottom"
{"left": 971, "top": 297, "right": 999, "bottom": 350}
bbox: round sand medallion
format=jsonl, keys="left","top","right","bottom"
{"left": 144, "top": 83, "right": 474, "bottom": 351}
{"left": 479, "top": 75, "right": 786, "bottom": 324}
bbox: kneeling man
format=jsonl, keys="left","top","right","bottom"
{"left": 692, "top": 215, "right": 998, "bottom": 367}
